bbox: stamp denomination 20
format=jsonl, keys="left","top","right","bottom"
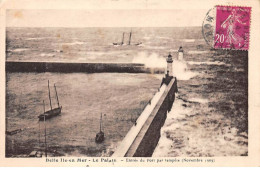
{"left": 214, "top": 6, "right": 251, "bottom": 50}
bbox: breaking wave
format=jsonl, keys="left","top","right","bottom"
{"left": 172, "top": 60, "right": 198, "bottom": 80}
{"left": 132, "top": 52, "right": 197, "bottom": 81}
{"left": 132, "top": 52, "right": 167, "bottom": 68}
{"left": 25, "top": 37, "right": 53, "bottom": 40}
{"left": 182, "top": 39, "right": 195, "bottom": 43}
{"left": 10, "top": 48, "right": 29, "bottom": 52}
{"left": 188, "top": 51, "right": 209, "bottom": 54}
{"left": 153, "top": 95, "right": 248, "bottom": 157}
{"left": 187, "top": 61, "right": 226, "bottom": 66}
{"left": 188, "top": 98, "right": 208, "bottom": 104}
{"left": 40, "top": 53, "right": 55, "bottom": 57}
{"left": 52, "top": 41, "right": 86, "bottom": 46}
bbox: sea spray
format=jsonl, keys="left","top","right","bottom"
{"left": 172, "top": 60, "right": 197, "bottom": 80}
{"left": 132, "top": 52, "right": 167, "bottom": 68}
{"left": 132, "top": 51, "right": 197, "bottom": 80}
{"left": 187, "top": 61, "right": 227, "bottom": 66}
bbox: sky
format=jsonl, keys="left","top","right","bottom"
{"left": 6, "top": 9, "right": 209, "bottom": 27}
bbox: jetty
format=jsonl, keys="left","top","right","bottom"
{"left": 5, "top": 61, "right": 164, "bottom": 74}
{"left": 113, "top": 52, "right": 178, "bottom": 157}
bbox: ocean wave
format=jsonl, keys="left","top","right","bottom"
{"left": 40, "top": 53, "right": 55, "bottom": 57}
{"left": 132, "top": 53, "right": 198, "bottom": 80}
{"left": 182, "top": 39, "right": 195, "bottom": 43}
{"left": 172, "top": 60, "right": 198, "bottom": 80}
{"left": 64, "top": 41, "right": 86, "bottom": 45}
{"left": 187, "top": 61, "right": 226, "bottom": 65}
{"left": 86, "top": 50, "right": 130, "bottom": 56}
{"left": 10, "top": 48, "right": 29, "bottom": 52}
{"left": 53, "top": 41, "right": 86, "bottom": 46}
{"left": 152, "top": 99, "right": 192, "bottom": 157}
{"left": 188, "top": 98, "right": 208, "bottom": 104}
{"left": 144, "top": 46, "right": 167, "bottom": 50}
{"left": 157, "top": 37, "right": 171, "bottom": 40}
{"left": 153, "top": 97, "right": 248, "bottom": 157}
{"left": 188, "top": 51, "right": 209, "bottom": 54}
{"left": 132, "top": 52, "right": 167, "bottom": 68}
{"left": 25, "top": 37, "right": 53, "bottom": 40}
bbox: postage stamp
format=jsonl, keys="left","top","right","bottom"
{"left": 214, "top": 6, "right": 251, "bottom": 50}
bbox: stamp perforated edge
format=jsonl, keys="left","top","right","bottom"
{"left": 213, "top": 5, "right": 252, "bottom": 51}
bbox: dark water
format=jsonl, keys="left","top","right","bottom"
{"left": 154, "top": 50, "right": 248, "bottom": 157}
{"left": 6, "top": 27, "right": 204, "bottom": 63}
{"left": 6, "top": 27, "right": 248, "bottom": 157}
{"left": 6, "top": 73, "right": 162, "bottom": 157}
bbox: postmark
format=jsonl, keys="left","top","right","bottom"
{"left": 202, "top": 7, "right": 216, "bottom": 47}
{"left": 214, "top": 6, "right": 251, "bottom": 50}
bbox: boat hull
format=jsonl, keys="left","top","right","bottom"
{"left": 6, "top": 128, "right": 23, "bottom": 135}
{"left": 113, "top": 42, "right": 123, "bottom": 46}
{"left": 95, "top": 131, "right": 105, "bottom": 143}
{"left": 38, "top": 107, "right": 62, "bottom": 121}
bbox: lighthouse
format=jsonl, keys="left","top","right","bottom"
{"left": 166, "top": 53, "right": 173, "bottom": 77}
{"left": 160, "top": 53, "right": 174, "bottom": 86}
{"left": 178, "top": 46, "right": 184, "bottom": 60}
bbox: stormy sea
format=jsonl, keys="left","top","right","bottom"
{"left": 6, "top": 27, "right": 248, "bottom": 157}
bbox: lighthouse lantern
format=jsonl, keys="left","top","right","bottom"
{"left": 178, "top": 46, "right": 184, "bottom": 60}
{"left": 166, "top": 53, "right": 173, "bottom": 77}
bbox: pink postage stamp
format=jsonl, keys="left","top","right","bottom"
{"left": 214, "top": 6, "right": 251, "bottom": 50}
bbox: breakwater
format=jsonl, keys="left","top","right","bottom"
{"left": 5, "top": 61, "right": 165, "bottom": 74}
{"left": 112, "top": 77, "right": 177, "bottom": 157}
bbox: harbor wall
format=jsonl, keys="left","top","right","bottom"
{"left": 112, "top": 77, "right": 177, "bottom": 157}
{"left": 5, "top": 61, "right": 165, "bottom": 74}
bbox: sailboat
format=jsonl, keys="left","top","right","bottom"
{"left": 113, "top": 30, "right": 142, "bottom": 46}
{"left": 113, "top": 32, "right": 125, "bottom": 46}
{"left": 38, "top": 80, "right": 62, "bottom": 121}
{"left": 95, "top": 113, "right": 105, "bottom": 143}
{"left": 128, "top": 30, "right": 132, "bottom": 45}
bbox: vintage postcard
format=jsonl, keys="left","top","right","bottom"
{"left": 0, "top": 0, "right": 260, "bottom": 167}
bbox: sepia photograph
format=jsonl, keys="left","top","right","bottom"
{"left": 1, "top": 0, "right": 260, "bottom": 167}
{"left": 5, "top": 8, "right": 248, "bottom": 158}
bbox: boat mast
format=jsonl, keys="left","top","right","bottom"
{"left": 43, "top": 100, "right": 47, "bottom": 157}
{"left": 128, "top": 30, "right": 132, "bottom": 45}
{"left": 54, "top": 84, "right": 60, "bottom": 107}
{"left": 38, "top": 117, "right": 41, "bottom": 149}
{"left": 100, "top": 113, "right": 102, "bottom": 132}
{"left": 121, "top": 32, "right": 125, "bottom": 45}
{"left": 48, "top": 80, "right": 52, "bottom": 110}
